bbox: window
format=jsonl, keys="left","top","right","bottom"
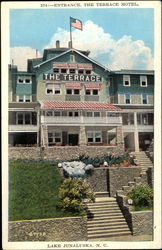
{"left": 125, "top": 94, "right": 131, "bottom": 104}
{"left": 16, "top": 112, "right": 32, "bottom": 125}
{"left": 142, "top": 94, "right": 147, "bottom": 104}
{"left": 93, "top": 89, "right": 98, "bottom": 95}
{"left": 54, "top": 111, "right": 61, "bottom": 116}
{"left": 46, "top": 85, "right": 61, "bottom": 95}
{"left": 48, "top": 132, "right": 62, "bottom": 144}
{"left": 123, "top": 75, "right": 131, "bottom": 86}
{"left": 140, "top": 76, "right": 147, "bottom": 87}
{"left": 61, "top": 69, "right": 67, "bottom": 74}
{"left": 17, "top": 95, "right": 32, "bottom": 102}
{"left": 46, "top": 111, "right": 53, "bottom": 116}
{"left": 94, "top": 112, "right": 100, "bottom": 117}
{"left": 66, "top": 89, "right": 80, "bottom": 95}
{"left": 85, "top": 89, "right": 99, "bottom": 95}
{"left": 17, "top": 77, "right": 32, "bottom": 84}
{"left": 17, "top": 113, "right": 23, "bottom": 124}
{"left": 137, "top": 113, "right": 148, "bottom": 125}
{"left": 70, "top": 55, "right": 75, "bottom": 62}
{"left": 69, "top": 69, "right": 75, "bottom": 74}
{"left": 68, "top": 111, "right": 79, "bottom": 117}
{"left": 87, "top": 131, "right": 102, "bottom": 143}
{"left": 87, "top": 111, "right": 93, "bottom": 117}
{"left": 53, "top": 68, "right": 59, "bottom": 73}
{"left": 122, "top": 113, "right": 134, "bottom": 125}
{"left": 85, "top": 70, "right": 91, "bottom": 74}
{"left": 78, "top": 69, "right": 84, "bottom": 74}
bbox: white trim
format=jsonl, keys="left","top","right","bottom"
{"left": 141, "top": 94, "right": 148, "bottom": 104}
{"left": 16, "top": 95, "right": 32, "bottom": 103}
{"left": 124, "top": 94, "right": 131, "bottom": 104}
{"left": 66, "top": 89, "right": 80, "bottom": 95}
{"left": 46, "top": 84, "right": 61, "bottom": 95}
{"left": 140, "top": 75, "right": 148, "bottom": 87}
{"left": 48, "top": 131, "right": 62, "bottom": 144}
{"left": 123, "top": 75, "right": 131, "bottom": 86}
{"left": 87, "top": 131, "right": 102, "bottom": 144}
{"left": 85, "top": 89, "right": 99, "bottom": 96}
{"left": 17, "top": 76, "right": 32, "bottom": 84}
{"left": 16, "top": 112, "right": 32, "bottom": 125}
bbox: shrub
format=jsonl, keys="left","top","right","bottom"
{"left": 127, "top": 184, "right": 153, "bottom": 209}
{"left": 58, "top": 178, "right": 95, "bottom": 213}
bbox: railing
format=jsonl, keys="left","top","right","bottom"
{"left": 41, "top": 116, "right": 122, "bottom": 125}
{"left": 8, "top": 125, "right": 39, "bottom": 132}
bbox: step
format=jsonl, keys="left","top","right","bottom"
{"left": 88, "top": 227, "right": 130, "bottom": 235}
{"left": 87, "top": 207, "right": 120, "bottom": 212}
{"left": 87, "top": 218, "right": 126, "bottom": 224}
{"left": 87, "top": 201, "right": 117, "bottom": 206}
{"left": 87, "top": 231, "right": 131, "bottom": 239}
{"left": 88, "top": 224, "right": 129, "bottom": 231}
{"left": 91, "top": 211, "right": 122, "bottom": 217}
{"left": 87, "top": 203, "right": 119, "bottom": 209}
{"left": 95, "top": 192, "right": 110, "bottom": 197}
{"left": 88, "top": 221, "right": 128, "bottom": 228}
{"left": 87, "top": 215, "right": 124, "bottom": 221}
{"left": 128, "top": 181, "right": 135, "bottom": 187}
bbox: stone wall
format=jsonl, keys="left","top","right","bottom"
{"left": 131, "top": 211, "right": 153, "bottom": 235}
{"left": 9, "top": 145, "right": 124, "bottom": 161}
{"left": 8, "top": 217, "right": 87, "bottom": 242}
{"left": 86, "top": 168, "right": 108, "bottom": 192}
{"left": 108, "top": 167, "right": 142, "bottom": 196}
{"left": 116, "top": 195, "right": 153, "bottom": 235}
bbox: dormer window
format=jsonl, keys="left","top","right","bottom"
{"left": 53, "top": 68, "right": 59, "bottom": 73}
{"left": 123, "top": 75, "right": 131, "bottom": 86}
{"left": 78, "top": 69, "right": 84, "bottom": 74}
{"left": 85, "top": 70, "right": 91, "bottom": 75}
{"left": 18, "top": 79, "right": 23, "bottom": 83}
{"left": 140, "top": 76, "right": 147, "bottom": 87}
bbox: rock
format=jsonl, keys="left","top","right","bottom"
{"left": 58, "top": 163, "right": 62, "bottom": 168}
{"left": 103, "top": 161, "right": 108, "bottom": 166}
{"left": 85, "top": 164, "right": 94, "bottom": 171}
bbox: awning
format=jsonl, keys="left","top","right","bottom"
{"left": 53, "top": 63, "right": 68, "bottom": 68}
{"left": 85, "top": 83, "right": 101, "bottom": 90}
{"left": 68, "top": 64, "right": 78, "bottom": 69}
{"left": 46, "top": 81, "right": 62, "bottom": 85}
{"left": 77, "top": 64, "right": 93, "bottom": 70}
{"left": 41, "top": 101, "right": 122, "bottom": 111}
{"left": 66, "top": 83, "right": 82, "bottom": 89}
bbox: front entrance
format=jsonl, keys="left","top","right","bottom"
{"left": 68, "top": 134, "right": 79, "bottom": 146}
{"left": 139, "top": 132, "right": 153, "bottom": 151}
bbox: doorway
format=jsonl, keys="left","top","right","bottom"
{"left": 68, "top": 134, "right": 79, "bottom": 146}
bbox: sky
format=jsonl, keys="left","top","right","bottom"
{"left": 10, "top": 8, "right": 154, "bottom": 71}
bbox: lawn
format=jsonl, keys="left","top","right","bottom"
{"left": 9, "top": 160, "right": 80, "bottom": 221}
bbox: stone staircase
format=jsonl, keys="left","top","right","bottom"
{"left": 86, "top": 193, "right": 131, "bottom": 240}
{"left": 130, "top": 151, "right": 153, "bottom": 172}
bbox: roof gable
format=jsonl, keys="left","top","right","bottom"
{"left": 34, "top": 49, "right": 110, "bottom": 72}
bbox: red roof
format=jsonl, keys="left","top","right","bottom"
{"left": 41, "top": 101, "right": 121, "bottom": 111}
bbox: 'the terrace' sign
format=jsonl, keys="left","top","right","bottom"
{"left": 43, "top": 73, "right": 102, "bottom": 82}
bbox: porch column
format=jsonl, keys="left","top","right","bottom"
{"left": 134, "top": 112, "right": 139, "bottom": 152}
{"left": 79, "top": 126, "right": 87, "bottom": 146}
{"left": 116, "top": 126, "right": 124, "bottom": 149}
{"left": 41, "top": 125, "right": 48, "bottom": 147}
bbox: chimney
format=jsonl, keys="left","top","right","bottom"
{"left": 56, "top": 40, "right": 60, "bottom": 48}
{"left": 68, "top": 41, "right": 72, "bottom": 49}
{"left": 36, "top": 49, "right": 38, "bottom": 58}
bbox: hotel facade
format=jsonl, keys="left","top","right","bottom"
{"left": 8, "top": 41, "right": 154, "bottom": 153}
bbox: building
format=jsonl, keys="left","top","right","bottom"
{"left": 8, "top": 41, "right": 154, "bottom": 153}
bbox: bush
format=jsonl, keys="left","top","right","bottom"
{"left": 127, "top": 184, "right": 153, "bottom": 209}
{"left": 58, "top": 178, "right": 95, "bottom": 213}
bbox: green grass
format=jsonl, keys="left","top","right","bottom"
{"left": 9, "top": 160, "right": 82, "bottom": 221}
{"left": 131, "top": 205, "right": 153, "bottom": 211}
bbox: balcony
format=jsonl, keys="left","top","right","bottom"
{"left": 41, "top": 116, "right": 122, "bottom": 126}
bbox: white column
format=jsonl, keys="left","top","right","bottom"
{"left": 134, "top": 111, "right": 139, "bottom": 152}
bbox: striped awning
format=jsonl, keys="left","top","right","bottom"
{"left": 85, "top": 83, "right": 101, "bottom": 90}
{"left": 53, "top": 63, "right": 68, "bottom": 68}
{"left": 46, "top": 81, "right": 62, "bottom": 85}
{"left": 53, "top": 63, "right": 93, "bottom": 70}
{"left": 66, "top": 83, "right": 82, "bottom": 89}
{"left": 41, "top": 101, "right": 122, "bottom": 111}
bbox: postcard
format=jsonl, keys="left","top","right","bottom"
{"left": 2, "top": 1, "right": 162, "bottom": 249}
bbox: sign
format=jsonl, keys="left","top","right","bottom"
{"left": 43, "top": 73, "right": 102, "bottom": 82}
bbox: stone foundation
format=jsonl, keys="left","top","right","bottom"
{"left": 8, "top": 217, "right": 87, "bottom": 241}
{"left": 9, "top": 145, "right": 124, "bottom": 161}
